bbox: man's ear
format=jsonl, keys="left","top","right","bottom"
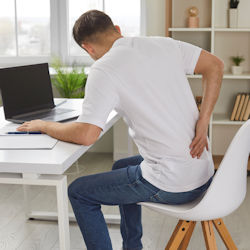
{"left": 114, "top": 25, "right": 121, "bottom": 35}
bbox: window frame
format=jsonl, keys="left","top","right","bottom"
{"left": 0, "top": 0, "right": 146, "bottom": 67}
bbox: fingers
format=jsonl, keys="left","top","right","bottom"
{"left": 190, "top": 137, "right": 207, "bottom": 159}
{"left": 189, "top": 136, "right": 200, "bottom": 150}
{"left": 17, "top": 122, "right": 30, "bottom": 131}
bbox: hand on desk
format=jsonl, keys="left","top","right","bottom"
{"left": 17, "top": 120, "right": 45, "bottom": 133}
{"left": 17, "top": 119, "right": 102, "bottom": 146}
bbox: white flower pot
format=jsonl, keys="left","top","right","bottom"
{"left": 229, "top": 9, "right": 238, "bottom": 28}
{"left": 232, "top": 66, "right": 243, "bottom": 75}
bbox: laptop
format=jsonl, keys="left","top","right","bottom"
{"left": 0, "top": 63, "right": 80, "bottom": 124}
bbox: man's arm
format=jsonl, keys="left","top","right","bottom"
{"left": 189, "top": 49, "right": 224, "bottom": 158}
{"left": 17, "top": 120, "right": 102, "bottom": 146}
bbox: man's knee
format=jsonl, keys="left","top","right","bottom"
{"left": 68, "top": 179, "right": 80, "bottom": 200}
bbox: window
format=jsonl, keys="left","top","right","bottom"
{"left": 0, "top": 0, "right": 143, "bottom": 66}
{"left": 0, "top": 0, "right": 16, "bottom": 56}
{"left": 16, "top": 0, "right": 50, "bottom": 56}
{"left": 0, "top": 0, "right": 50, "bottom": 57}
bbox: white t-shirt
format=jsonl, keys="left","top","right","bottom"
{"left": 77, "top": 37, "right": 215, "bottom": 192}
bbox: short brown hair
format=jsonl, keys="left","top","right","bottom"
{"left": 73, "top": 10, "right": 116, "bottom": 47}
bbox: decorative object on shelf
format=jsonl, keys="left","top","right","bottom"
{"left": 195, "top": 96, "right": 202, "bottom": 112}
{"left": 187, "top": 6, "right": 199, "bottom": 28}
{"left": 229, "top": 0, "right": 240, "bottom": 28}
{"left": 51, "top": 57, "right": 87, "bottom": 98}
{"left": 231, "top": 55, "right": 244, "bottom": 75}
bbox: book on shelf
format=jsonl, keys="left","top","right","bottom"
{"left": 235, "top": 93, "right": 245, "bottom": 121}
{"left": 240, "top": 94, "right": 249, "bottom": 121}
{"left": 230, "top": 93, "right": 250, "bottom": 121}
{"left": 231, "top": 93, "right": 241, "bottom": 121}
{"left": 243, "top": 98, "right": 250, "bottom": 121}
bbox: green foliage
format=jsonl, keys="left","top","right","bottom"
{"left": 231, "top": 55, "right": 245, "bottom": 66}
{"left": 51, "top": 58, "right": 87, "bottom": 98}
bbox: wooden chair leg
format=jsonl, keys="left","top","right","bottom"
{"left": 202, "top": 221, "right": 218, "bottom": 250}
{"left": 213, "top": 219, "right": 237, "bottom": 250}
{"left": 165, "top": 220, "right": 192, "bottom": 250}
{"left": 178, "top": 221, "right": 196, "bottom": 250}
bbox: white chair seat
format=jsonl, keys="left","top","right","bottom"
{"left": 139, "top": 195, "right": 204, "bottom": 221}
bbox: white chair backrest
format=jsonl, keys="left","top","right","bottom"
{"left": 192, "top": 119, "right": 250, "bottom": 219}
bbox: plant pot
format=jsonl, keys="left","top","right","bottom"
{"left": 232, "top": 66, "right": 243, "bottom": 75}
{"left": 229, "top": 9, "right": 238, "bottom": 28}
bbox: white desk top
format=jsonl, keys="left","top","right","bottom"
{"left": 0, "top": 99, "right": 120, "bottom": 175}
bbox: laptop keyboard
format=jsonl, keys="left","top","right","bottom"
{"left": 19, "top": 108, "right": 74, "bottom": 121}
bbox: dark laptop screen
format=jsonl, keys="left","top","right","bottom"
{"left": 0, "top": 63, "right": 55, "bottom": 119}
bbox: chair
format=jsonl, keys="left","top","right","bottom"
{"left": 140, "top": 119, "right": 250, "bottom": 250}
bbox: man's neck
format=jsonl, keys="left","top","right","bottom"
{"left": 105, "top": 35, "right": 123, "bottom": 51}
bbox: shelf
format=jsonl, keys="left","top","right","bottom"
{"left": 169, "top": 28, "right": 212, "bottom": 32}
{"left": 223, "top": 72, "right": 250, "bottom": 79}
{"left": 215, "top": 28, "right": 250, "bottom": 32}
{"left": 187, "top": 72, "right": 250, "bottom": 79}
{"left": 187, "top": 74, "right": 202, "bottom": 79}
{"left": 212, "top": 113, "right": 247, "bottom": 125}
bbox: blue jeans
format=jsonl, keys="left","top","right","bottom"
{"left": 68, "top": 155, "right": 213, "bottom": 250}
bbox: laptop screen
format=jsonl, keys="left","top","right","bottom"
{"left": 0, "top": 63, "right": 55, "bottom": 119}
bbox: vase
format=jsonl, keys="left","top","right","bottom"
{"left": 229, "top": 9, "right": 238, "bottom": 28}
{"left": 188, "top": 17, "right": 199, "bottom": 28}
{"left": 232, "top": 66, "right": 243, "bottom": 75}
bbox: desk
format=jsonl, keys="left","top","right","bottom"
{"left": 0, "top": 98, "right": 121, "bottom": 250}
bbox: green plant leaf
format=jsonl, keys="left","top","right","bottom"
{"left": 51, "top": 57, "right": 87, "bottom": 98}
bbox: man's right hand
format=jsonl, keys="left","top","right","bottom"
{"left": 189, "top": 118, "right": 209, "bottom": 159}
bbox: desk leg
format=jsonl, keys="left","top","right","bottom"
{"left": 22, "top": 184, "right": 30, "bottom": 219}
{"left": 56, "top": 176, "right": 70, "bottom": 250}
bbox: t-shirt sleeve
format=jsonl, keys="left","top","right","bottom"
{"left": 76, "top": 68, "right": 119, "bottom": 130}
{"left": 175, "top": 40, "right": 202, "bottom": 75}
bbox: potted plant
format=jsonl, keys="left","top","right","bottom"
{"left": 231, "top": 55, "right": 244, "bottom": 75}
{"left": 229, "top": 0, "right": 240, "bottom": 28}
{"left": 51, "top": 58, "right": 87, "bottom": 98}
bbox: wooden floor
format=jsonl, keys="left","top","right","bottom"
{"left": 0, "top": 152, "right": 249, "bottom": 250}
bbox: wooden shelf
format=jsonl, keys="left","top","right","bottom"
{"left": 213, "top": 155, "right": 250, "bottom": 170}
{"left": 169, "top": 28, "right": 212, "bottom": 32}
{"left": 212, "top": 113, "right": 247, "bottom": 125}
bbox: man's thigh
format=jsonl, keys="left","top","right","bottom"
{"left": 68, "top": 164, "right": 158, "bottom": 206}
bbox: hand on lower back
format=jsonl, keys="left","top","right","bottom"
{"left": 189, "top": 118, "right": 209, "bottom": 159}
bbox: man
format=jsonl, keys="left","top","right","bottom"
{"left": 18, "top": 10, "right": 224, "bottom": 250}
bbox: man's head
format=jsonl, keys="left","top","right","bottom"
{"left": 73, "top": 10, "right": 122, "bottom": 60}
